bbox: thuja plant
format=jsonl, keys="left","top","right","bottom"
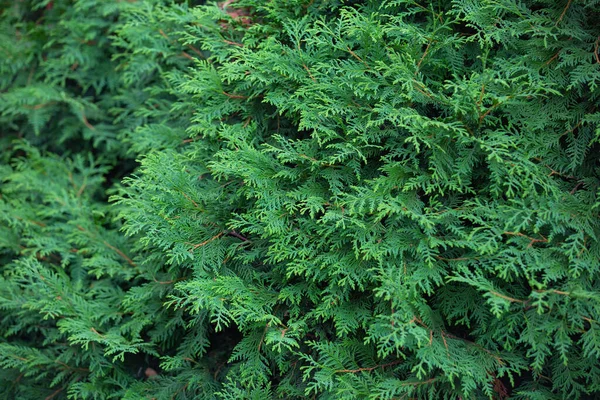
{"left": 0, "top": 0, "right": 200, "bottom": 398}
{"left": 2, "top": 0, "right": 600, "bottom": 399}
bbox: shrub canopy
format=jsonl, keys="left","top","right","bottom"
{"left": 1, "top": 0, "right": 600, "bottom": 399}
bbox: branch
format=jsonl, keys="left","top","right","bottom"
{"left": 102, "top": 240, "right": 136, "bottom": 266}
{"left": 489, "top": 290, "right": 525, "bottom": 304}
{"left": 81, "top": 113, "right": 95, "bottom": 131}
{"left": 335, "top": 359, "right": 402, "bottom": 374}
{"left": 76, "top": 225, "right": 136, "bottom": 266}
{"left": 222, "top": 39, "right": 243, "bottom": 47}
{"left": 45, "top": 387, "right": 64, "bottom": 400}
{"left": 415, "top": 40, "right": 433, "bottom": 75}
{"left": 222, "top": 91, "right": 248, "bottom": 99}
{"left": 180, "top": 190, "right": 200, "bottom": 208}
{"left": 555, "top": 0, "right": 573, "bottom": 26}
{"left": 228, "top": 230, "right": 249, "bottom": 242}
{"left": 346, "top": 46, "right": 368, "bottom": 68}
{"left": 503, "top": 231, "right": 548, "bottom": 248}
{"left": 90, "top": 327, "right": 105, "bottom": 338}
{"left": 188, "top": 232, "right": 224, "bottom": 251}
{"left": 400, "top": 377, "right": 438, "bottom": 387}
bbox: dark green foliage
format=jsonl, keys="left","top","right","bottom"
{"left": 1, "top": 0, "right": 600, "bottom": 399}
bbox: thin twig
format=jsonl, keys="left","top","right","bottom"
{"left": 180, "top": 52, "right": 194, "bottom": 60}
{"left": 400, "top": 377, "right": 438, "bottom": 387}
{"left": 335, "top": 359, "right": 402, "bottom": 374}
{"left": 257, "top": 323, "right": 269, "bottom": 352}
{"left": 222, "top": 91, "right": 247, "bottom": 99}
{"left": 180, "top": 191, "right": 199, "bottom": 208}
{"left": 82, "top": 113, "right": 95, "bottom": 130}
{"left": 103, "top": 241, "right": 136, "bottom": 266}
{"left": 415, "top": 40, "right": 432, "bottom": 75}
{"left": 189, "top": 232, "right": 224, "bottom": 251}
{"left": 346, "top": 46, "right": 368, "bottom": 68}
{"left": 223, "top": 39, "right": 243, "bottom": 47}
{"left": 90, "top": 327, "right": 105, "bottom": 338}
{"left": 503, "top": 231, "right": 548, "bottom": 248}
{"left": 228, "top": 230, "right": 249, "bottom": 242}
{"left": 45, "top": 387, "right": 64, "bottom": 400}
{"left": 489, "top": 290, "right": 525, "bottom": 303}
{"left": 303, "top": 64, "right": 316, "bottom": 82}
{"left": 570, "top": 181, "right": 584, "bottom": 194}
{"left": 555, "top": 0, "right": 573, "bottom": 26}
{"left": 543, "top": 50, "right": 561, "bottom": 67}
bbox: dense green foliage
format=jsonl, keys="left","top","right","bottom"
{"left": 2, "top": 0, "right": 600, "bottom": 398}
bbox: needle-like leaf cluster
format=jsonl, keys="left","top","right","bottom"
{"left": 1, "top": 0, "right": 600, "bottom": 399}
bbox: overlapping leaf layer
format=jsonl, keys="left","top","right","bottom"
{"left": 1, "top": 1, "right": 600, "bottom": 398}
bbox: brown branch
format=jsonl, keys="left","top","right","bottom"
{"left": 503, "top": 231, "right": 548, "bottom": 248}
{"left": 489, "top": 290, "right": 525, "bottom": 303}
{"left": 45, "top": 387, "right": 64, "bottom": 400}
{"left": 23, "top": 101, "right": 57, "bottom": 110}
{"left": 346, "top": 46, "right": 368, "bottom": 68}
{"left": 159, "top": 29, "right": 170, "bottom": 40}
{"left": 159, "top": 28, "right": 203, "bottom": 60}
{"left": 228, "top": 230, "right": 249, "bottom": 242}
{"left": 180, "top": 52, "right": 194, "bottom": 60}
{"left": 443, "top": 331, "right": 505, "bottom": 365}
{"left": 570, "top": 181, "right": 584, "bottom": 194}
{"left": 303, "top": 64, "right": 316, "bottom": 82}
{"left": 534, "top": 289, "right": 571, "bottom": 296}
{"left": 335, "top": 359, "right": 402, "bottom": 374}
{"left": 544, "top": 165, "right": 577, "bottom": 180}
{"left": 595, "top": 36, "right": 600, "bottom": 65}
{"left": 213, "top": 362, "right": 226, "bottom": 380}
{"left": 102, "top": 241, "right": 136, "bottom": 266}
{"left": 415, "top": 40, "right": 432, "bottom": 75}
{"left": 75, "top": 225, "right": 135, "bottom": 266}
{"left": 477, "top": 83, "right": 485, "bottom": 109}
{"left": 412, "top": 80, "right": 433, "bottom": 99}
{"left": 436, "top": 255, "right": 479, "bottom": 262}
{"left": 558, "top": 120, "right": 582, "bottom": 139}
{"left": 180, "top": 191, "right": 199, "bottom": 208}
{"left": 153, "top": 277, "right": 186, "bottom": 285}
{"left": 257, "top": 323, "right": 269, "bottom": 352}
{"left": 223, "top": 39, "right": 243, "bottom": 47}
{"left": 189, "top": 232, "right": 224, "bottom": 251}
{"left": 222, "top": 91, "right": 248, "bottom": 99}
{"left": 582, "top": 316, "right": 598, "bottom": 324}
{"left": 400, "top": 377, "right": 438, "bottom": 387}
{"left": 543, "top": 50, "right": 561, "bottom": 67}
{"left": 14, "top": 216, "right": 47, "bottom": 227}
{"left": 555, "top": 0, "right": 573, "bottom": 26}
{"left": 187, "top": 45, "right": 204, "bottom": 58}
{"left": 76, "top": 182, "right": 86, "bottom": 197}
{"left": 68, "top": 172, "right": 77, "bottom": 191}
{"left": 441, "top": 332, "right": 450, "bottom": 357}
{"left": 479, "top": 101, "right": 503, "bottom": 124}
{"left": 171, "top": 383, "right": 188, "bottom": 400}
{"left": 55, "top": 360, "right": 89, "bottom": 373}
{"left": 90, "top": 327, "right": 105, "bottom": 338}
{"left": 81, "top": 113, "right": 95, "bottom": 130}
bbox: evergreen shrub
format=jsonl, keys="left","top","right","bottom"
{"left": 1, "top": 0, "right": 600, "bottom": 399}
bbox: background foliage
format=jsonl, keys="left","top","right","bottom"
{"left": 1, "top": 0, "right": 600, "bottom": 399}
